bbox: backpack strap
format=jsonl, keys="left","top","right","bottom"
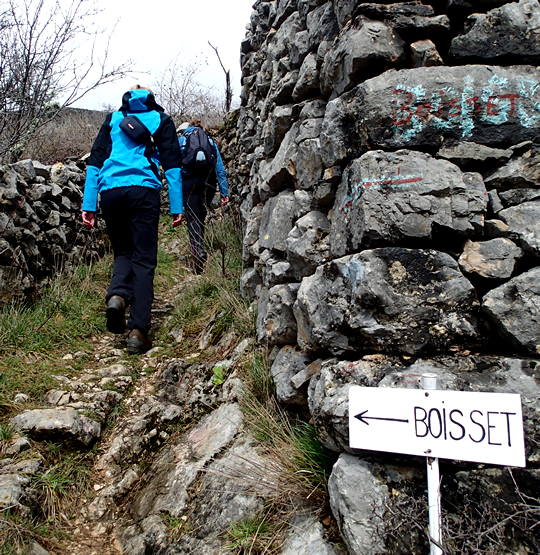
{"left": 119, "top": 109, "right": 155, "bottom": 150}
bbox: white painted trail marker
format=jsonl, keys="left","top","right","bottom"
{"left": 349, "top": 386, "right": 526, "bottom": 467}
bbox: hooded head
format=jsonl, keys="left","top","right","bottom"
{"left": 176, "top": 122, "right": 189, "bottom": 135}
{"left": 121, "top": 85, "right": 164, "bottom": 113}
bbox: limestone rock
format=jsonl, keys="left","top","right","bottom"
{"left": 267, "top": 12, "right": 304, "bottom": 62}
{"left": 280, "top": 514, "right": 341, "bottom": 554}
{"left": 292, "top": 52, "right": 320, "bottom": 102}
{"left": 270, "top": 345, "right": 312, "bottom": 405}
{"left": 131, "top": 403, "right": 243, "bottom": 520}
{"left": 438, "top": 141, "right": 513, "bottom": 167}
{"left": 240, "top": 267, "right": 262, "bottom": 300}
{"left": 274, "top": 70, "right": 300, "bottom": 105}
{"left": 258, "top": 124, "right": 299, "bottom": 198}
{"left": 320, "top": 65, "right": 540, "bottom": 165}
{"left": 308, "top": 356, "right": 398, "bottom": 452}
{"left": 498, "top": 200, "right": 540, "bottom": 255}
{"left": 27, "top": 542, "right": 50, "bottom": 555}
{"left": 320, "top": 17, "right": 405, "bottom": 99}
{"left": 261, "top": 253, "right": 294, "bottom": 288}
{"left": 484, "top": 147, "right": 540, "bottom": 189}
{"left": 450, "top": 0, "right": 540, "bottom": 64}
{"left": 259, "top": 190, "right": 298, "bottom": 253}
{"left": 306, "top": 2, "right": 339, "bottom": 53}
{"left": 483, "top": 267, "right": 540, "bottom": 355}
{"left": 257, "top": 283, "right": 300, "bottom": 346}
{"left": 410, "top": 39, "right": 444, "bottom": 67}
{"left": 262, "top": 104, "right": 296, "bottom": 156}
{"left": 354, "top": 2, "right": 451, "bottom": 37}
{"left": 295, "top": 137, "right": 324, "bottom": 191}
{"left": 184, "top": 438, "right": 269, "bottom": 539}
{"left": 118, "top": 514, "right": 170, "bottom": 555}
{"left": 499, "top": 188, "right": 540, "bottom": 207}
{"left": 242, "top": 205, "right": 263, "bottom": 262}
{"left": 330, "top": 150, "right": 487, "bottom": 257}
{"left": 11, "top": 159, "right": 36, "bottom": 181}
{"left": 287, "top": 210, "right": 331, "bottom": 279}
{"left": 0, "top": 473, "right": 31, "bottom": 509}
{"left": 458, "top": 238, "right": 522, "bottom": 279}
{"left": 295, "top": 248, "right": 479, "bottom": 356}
{"left": 10, "top": 407, "right": 101, "bottom": 446}
{"left": 328, "top": 454, "right": 388, "bottom": 555}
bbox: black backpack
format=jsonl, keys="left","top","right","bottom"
{"left": 181, "top": 127, "right": 216, "bottom": 175}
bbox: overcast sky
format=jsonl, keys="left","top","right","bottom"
{"left": 72, "top": 0, "right": 254, "bottom": 110}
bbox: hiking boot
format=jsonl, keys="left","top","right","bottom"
{"left": 106, "top": 295, "right": 126, "bottom": 334}
{"left": 127, "top": 329, "right": 152, "bottom": 355}
{"left": 193, "top": 251, "right": 207, "bottom": 275}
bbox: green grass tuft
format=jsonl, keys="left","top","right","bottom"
{"left": 32, "top": 450, "right": 92, "bottom": 522}
{"left": 239, "top": 350, "right": 336, "bottom": 506}
{"left": 0, "top": 259, "right": 110, "bottom": 410}
{"left": 166, "top": 212, "right": 253, "bottom": 355}
{"left": 225, "top": 513, "right": 278, "bottom": 553}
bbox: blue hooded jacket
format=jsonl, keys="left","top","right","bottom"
{"left": 82, "top": 89, "right": 183, "bottom": 214}
{"left": 179, "top": 126, "right": 229, "bottom": 198}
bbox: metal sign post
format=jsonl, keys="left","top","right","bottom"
{"left": 421, "top": 373, "right": 442, "bottom": 555}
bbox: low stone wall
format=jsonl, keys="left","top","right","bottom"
{"left": 0, "top": 159, "right": 105, "bottom": 303}
{"left": 236, "top": 1, "right": 540, "bottom": 552}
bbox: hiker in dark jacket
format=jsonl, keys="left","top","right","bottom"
{"left": 81, "top": 85, "right": 183, "bottom": 354}
{"left": 178, "top": 120, "right": 229, "bottom": 274}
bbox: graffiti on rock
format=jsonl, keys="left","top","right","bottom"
{"left": 342, "top": 169, "right": 424, "bottom": 223}
{"left": 391, "top": 73, "right": 540, "bottom": 140}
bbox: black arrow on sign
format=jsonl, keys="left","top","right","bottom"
{"left": 354, "top": 410, "right": 409, "bottom": 426}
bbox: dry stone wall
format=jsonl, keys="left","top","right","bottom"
{"left": 0, "top": 159, "right": 104, "bottom": 302}
{"left": 237, "top": 1, "right": 540, "bottom": 552}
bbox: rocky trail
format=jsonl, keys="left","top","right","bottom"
{"left": 3, "top": 230, "right": 338, "bottom": 555}
{"left": 2, "top": 239, "right": 252, "bottom": 554}
{"left": 55, "top": 288, "right": 184, "bottom": 555}
{"left": 24, "top": 258, "right": 193, "bottom": 554}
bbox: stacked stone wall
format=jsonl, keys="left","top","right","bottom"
{"left": 236, "top": 1, "right": 540, "bottom": 552}
{"left": 0, "top": 159, "right": 105, "bottom": 302}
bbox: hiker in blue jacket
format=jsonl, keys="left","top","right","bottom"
{"left": 178, "top": 120, "right": 229, "bottom": 274}
{"left": 81, "top": 85, "right": 183, "bottom": 355}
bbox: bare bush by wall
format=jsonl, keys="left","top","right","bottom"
{"left": 21, "top": 108, "right": 105, "bottom": 165}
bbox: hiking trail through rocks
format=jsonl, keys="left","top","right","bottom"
{"left": 55, "top": 271, "right": 190, "bottom": 555}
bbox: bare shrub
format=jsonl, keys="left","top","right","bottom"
{"left": 153, "top": 51, "right": 226, "bottom": 130}
{"left": 383, "top": 468, "right": 540, "bottom": 555}
{"left": 21, "top": 107, "right": 104, "bottom": 164}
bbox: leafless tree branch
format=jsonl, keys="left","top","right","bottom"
{"left": 0, "top": 0, "right": 132, "bottom": 162}
{"left": 153, "top": 50, "right": 225, "bottom": 129}
{"left": 208, "top": 41, "right": 232, "bottom": 114}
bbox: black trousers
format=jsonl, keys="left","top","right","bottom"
{"left": 100, "top": 186, "right": 160, "bottom": 333}
{"left": 183, "top": 180, "right": 216, "bottom": 258}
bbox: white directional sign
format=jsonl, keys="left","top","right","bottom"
{"left": 349, "top": 386, "right": 526, "bottom": 467}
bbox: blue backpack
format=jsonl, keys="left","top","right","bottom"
{"left": 181, "top": 127, "right": 216, "bottom": 175}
